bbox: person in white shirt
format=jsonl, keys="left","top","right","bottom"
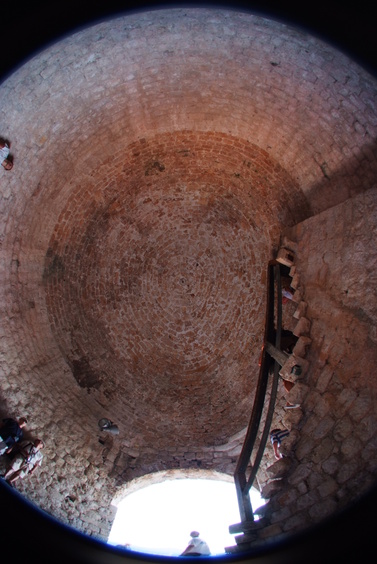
{"left": 181, "top": 531, "right": 211, "bottom": 556}
{"left": 3, "top": 439, "right": 44, "bottom": 484}
{"left": 0, "top": 138, "right": 13, "bottom": 170}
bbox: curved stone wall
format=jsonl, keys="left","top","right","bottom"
{"left": 0, "top": 7, "right": 377, "bottom": 546}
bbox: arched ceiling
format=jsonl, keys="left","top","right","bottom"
{"left": 1, "top": 6, "right": 376, "bottom": 451}
{"left": 42, "top": 131, "right": 310, "bottom": 446}
{"left": 2, "top": 3, "right": 377, "bottom": 563}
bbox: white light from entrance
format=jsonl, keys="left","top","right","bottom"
{"left": 108, "top": 478, "right": 265, "bottom": 556}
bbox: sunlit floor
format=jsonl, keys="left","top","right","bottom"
{"left": 108, "top": 479, "right": 265, "bottom": 556}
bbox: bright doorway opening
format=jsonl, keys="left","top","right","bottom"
{"left": 108, "top": 475, "right": 265, "bottom": 556}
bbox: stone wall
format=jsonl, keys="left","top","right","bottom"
{"left": 229, "top": 187, "right": 377, "bottom": 549}
{"left": 1, "top": 7, "right": 377, "bottom": 550}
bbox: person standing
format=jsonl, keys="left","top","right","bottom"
{"left": 270, "top": 428, "right": 290, "bottom": 460}
{"left": 0, "top": 417, "right": 27, "bottom": 455}
{"left": 0, "top": 138, "right": 13, "bottom": 170}
{"left": 3, "top": 439, "right": 44, "bottom": 484}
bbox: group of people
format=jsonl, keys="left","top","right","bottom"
{"left": 1, "top": 141, "right": 42, "bottom": 479}
{"left": 0, "top": 416, "right": 44, "bottom": 485}
{"left": 0, "top": 137, "right": 13, "bottom": 171}
{"left": 268, "top": 265, "right": 299, "bottom": 460}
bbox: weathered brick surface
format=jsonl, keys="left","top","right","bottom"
{"left": 251, "top": 187, "right": 377, "bottom": 544}
{"left": 41, "top": 131, "right": 308, "bottom": 449}
{"left": 0, "top": 7, "right": 377, "bottom": 546}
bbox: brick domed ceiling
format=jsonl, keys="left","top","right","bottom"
{"left": 43, "top": 131, "right": 309, "bottom": 447}
{"left": 1, "top": 4, "right": 377, "bottom": 550}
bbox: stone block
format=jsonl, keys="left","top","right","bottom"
{"left": 282, "top": 408, "right": 304, "bottom": 429}
{"left": 291, "top": 289, "right": 302, "bottom": 303}
{"left": 253, "top": 502, "right": 270, "bottom": 518}
{"left": 261, "top": 480, "right": 284, "bottom": 499}
{"left": 281, "top": 236, "right": 298, "bottom": 253}
{"left": 279, "top": 429, "right": 300, "bottom": 454}
{"left": 266, "top": 458, "right": 291, "bottom": 480}
{"left": 309, "top": 498, "right": 338, "bottom": 521}
{"left": 276, "top": 247, "right": 295, "bottom": 267}
{"left": 293, "top": 301, "right": 307, "bottom": 319}
{"left": 270, "top": 506, "right": 292, "bottom": 524}
{"left": 229, "top": 521, "right": 255, "bottom": 534}
{"left": 321, "top": 454, "right": 340, "bottom": 476}
{"left": 229, "top": 518, "right": 267, "bottom": 534}
{"left": 283, "top": 512, "right": 311, "bottom": 533}
{"left": 224, "top": 544, "right": 243, "bottom": 554}
{"left": 317, "top": 477, "right": 338, "bottom": 499}
{"left": 340, "top": 435, "right": 363, "bottom": 458}
{"left": 286, "top": 382, "right": 310, "bottom": 406}
{"left": 290, "top": 272, "right": 300, "bottom": 289}
{"left": 258, "top": 523, "right": 284, "bottom": 540}
{"left": 234, "top": 531, "right": 258, "bottom": 545}
{"left": 293, "top": 316, "right": 311, "bottom": 336}
{"left": 274, "top": 487, "right": 298, "bottom": 509}
{"left": 279, "top": 354, "right": 309, "bottom": 380}
{"left": 288, "top": 462, "right": 313, "bottom": 486}
{"left": 292, "top": 335, "right": 312, "bottom": 357}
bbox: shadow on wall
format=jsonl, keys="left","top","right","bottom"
{"left": 305, "top": 137, "right": 377, "bottom": 216}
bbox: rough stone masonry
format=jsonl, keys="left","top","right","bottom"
{"left": 0, "top": 7, "right": 377, "bottom": 547}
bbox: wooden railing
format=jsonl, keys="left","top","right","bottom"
{"left": 233, "top": 260, "right": 285, "bottom": 523}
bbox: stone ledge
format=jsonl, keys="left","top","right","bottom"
{"left": 293, "top": 316, "right": 311, "bottom": 336}
{"left": 279, "top": 354, "right": 309, "bottom": 380}
{"left": 293, "top": 301, "right": 307, "bottom": 319}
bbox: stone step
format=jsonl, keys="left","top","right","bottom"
{"left": 261, "top": 478, "right": 285, "bottom": 499}
{"left": 266, "top": 457, "right": 291, "bottom": 480}
{"left": 225, "top": 544, "right": 248, "bottom": 554}
{"left": 281, "top": 236, "right": 298, "bottom": 253}
{"left": 234, "top": 531, "right": 259, "bottom": 545}
{"left": 229, "top": 518, "right": 267, "bottom": 534}
{"left": 276, "top": 247, "right": 295, "bottom": 267}
{"left": 279, "top": 353, "right": 309, "bottom": 380}
{"left": 293, "top": 301, "right": 307, "bottom": 319}
{"left": 291, "top": 289, "right": 302, "bottom": 303}
{"left": 293, "top": 316, "right": 311, "bottom": 336}
{"left": 288, "top": 381, "right": 310, "bottom": 404}
{"left": 292, "top": 335, "right": 312, "bottom": 358}
{"left": 290, "top": 272, "right": 300, "bottom": 289}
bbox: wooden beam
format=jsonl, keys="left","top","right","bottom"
{"left": 264, "top": 341, "right": 289, "bottom": 367}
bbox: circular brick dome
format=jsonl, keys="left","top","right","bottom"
{"left": 43, "top": 130, "right": 309, "bottom": 447}
{"left": 1, "top": 4, "right": 377, "bottom": 556}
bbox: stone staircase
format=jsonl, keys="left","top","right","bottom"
{"left": 225, "top": 236, "right": 312, "bottom": 553}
